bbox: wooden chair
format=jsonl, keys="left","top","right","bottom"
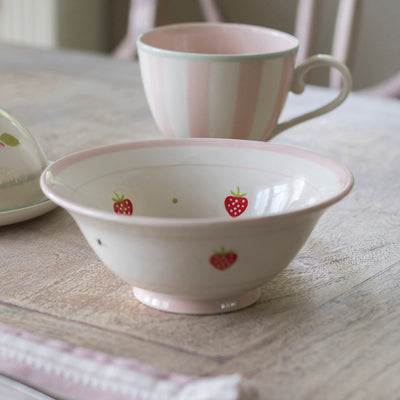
{"left": 113, "top": 0, "right": 225, "bottom": 60}
{"left": 295, "top": 0, "right": 399, "bottom": 98}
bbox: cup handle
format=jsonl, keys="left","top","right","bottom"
{"left": 270, "top": 54, "right": 352, "bottom": 138}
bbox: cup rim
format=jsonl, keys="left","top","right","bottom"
{"left": 137, "top": 22, "right": 300, "bottom": 61}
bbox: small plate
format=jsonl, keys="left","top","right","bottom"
{"left": 0, "top": 198, "right": 57, "bottom": 226}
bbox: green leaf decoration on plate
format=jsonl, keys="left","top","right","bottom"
{"left": 0, "top": 133, "right": 20, "bottom": 147}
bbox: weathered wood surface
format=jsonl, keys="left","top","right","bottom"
{"left": 0, "top": 43, "right": 399, "bottom": 399}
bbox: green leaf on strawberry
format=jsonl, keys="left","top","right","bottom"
{"left": 0, "top": 132, "right": 20, "bottom": 147}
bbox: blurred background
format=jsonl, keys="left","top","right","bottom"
{"left": 0, "top": 0, "right": 399, "bottom": 91}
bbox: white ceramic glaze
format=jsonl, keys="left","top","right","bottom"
{"left": 0, "top": 109, "right": 48, "bottom": 211}
{"left": 0, "top": 197, "right": 57, "bottom": 227}
{"left": 40, "top": 139, "right": 353, "bottom": 314}
{"left": 137, "top": 23, "right": 352, "bottom": 141}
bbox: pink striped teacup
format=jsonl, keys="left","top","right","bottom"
{"left": 137, "top": 23, "right": 351, "bottom": 141}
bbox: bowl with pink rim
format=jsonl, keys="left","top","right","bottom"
{"left": 40, "top": 138, "right": 353, "bottom": 314}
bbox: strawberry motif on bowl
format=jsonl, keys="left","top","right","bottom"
{"left": 112, "top": 192, "right": 133, "bottom": 215}
{"left": 225, "top": 187, "right": 248, "bottom": 218}
{"left": 210, "top": 247, "right": 238, "bottom": 271}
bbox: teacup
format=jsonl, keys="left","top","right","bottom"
{"left": 137, "top": 22, "right": 352, "bottom": 141}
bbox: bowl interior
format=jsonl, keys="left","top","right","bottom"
{"left": 42, "top": 140, "right": 352, "bottom": 221}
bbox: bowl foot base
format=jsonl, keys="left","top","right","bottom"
{"left": 133, "top": 287, "right": 261, "bottom": 314}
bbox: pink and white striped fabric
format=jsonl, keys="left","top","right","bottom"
{"left": 0, "top": 323, "right": 257, "bottom": 400}
{"left": 137, "top": 23, "right": 298, "bottom": 141}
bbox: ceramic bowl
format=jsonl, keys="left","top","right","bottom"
{"left": 40, "top": 139, "right": 353, "bottom": 314}
{"left": 0, "top": 109, "right": 48, "bottom": 211}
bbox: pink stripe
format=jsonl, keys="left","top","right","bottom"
{"left": 186, "top": 61, "right": 211, "bottom": 138}
{"left": 262, "top": 55, "right": 295, "bottom": 140}
{"left": 231, "top": 61, "right": 264, "bottom": 139}
{"left": 146, "top": 53, "right": 174, "bottom": 138}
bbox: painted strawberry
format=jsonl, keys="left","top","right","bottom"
{"left": 224, "top": 187, "right": 248, "bottom": 218}
{"left": 112, "top": 192, "right": 133, "bottom": 215}
{"left": 209, "top": 247, "right": 238, "bottom": 271}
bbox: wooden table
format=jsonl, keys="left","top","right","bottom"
{"left": 1, "top": 43, "right": 399, "bottom": 400}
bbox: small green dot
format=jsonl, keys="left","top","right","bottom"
{"left": 172, "top": 198, "right": 178, "bottom": 204}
